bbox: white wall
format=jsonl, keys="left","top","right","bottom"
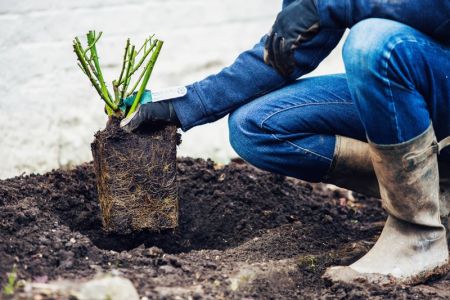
{"left": 0, "top": 0, "right": 345, "bottom": 179}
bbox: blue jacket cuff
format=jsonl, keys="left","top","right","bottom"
{"left": 171, "top": 84, "right": 212, "bottom": 132}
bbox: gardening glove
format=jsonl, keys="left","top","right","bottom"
{"left": 120, "top": 90, "right": 180, "bottom": 133}
{"left": 264, "top": 0, "right": 320, "bottom": 77}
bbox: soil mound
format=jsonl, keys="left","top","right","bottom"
{"left": 1, "top": 158, "right": 449, "bottom": 299}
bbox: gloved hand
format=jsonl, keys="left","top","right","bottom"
{"left": 264, "top": 0, "right": 320, "bottom": 77}
{"left": 120, "top": 91, "right": 180, "bottom": 133}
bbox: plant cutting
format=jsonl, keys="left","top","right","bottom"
{"left": 73, "top": 31, "right": 179, "bottom": 234}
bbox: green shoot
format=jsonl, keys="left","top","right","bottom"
{"left": 121, "top": 45, "right": 136, "bottom": 100}
{"left": 120, "top": 39, "right": 157, "bottom": 85}
{"left": 127, "top": 40, "right": 163, "bottom": 117}
{"left": 86, "top": 31, "right": 114, "bottom": 107}
{"left": 2, "top": 265, "right": 17, "bottom": 296}
{"left": 117, "top": 39, "right": 130, "bottom": 86}
{"left": 73, "top": 31, "right": 163, "bottom": 118}
{"left": 73, "top": 35, "right": 117, "bottom": 112}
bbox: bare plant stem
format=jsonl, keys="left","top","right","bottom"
{"left": 119, "top": 40, "right": 157, "bottom": 85}
{"left": 113, "top": 80, "right": 120, "bottom": 104}
{"left": 83, "top": 31, "right": 103, "bottom": 55}
{"left": 120, "top": 45, "right": 136, "bottom": 100}
{"left": 126, "top": 60, "right": 150, "bottom": 98}
{"left": 73, "top": 39, "right": 116, "bottom": 111}
{"left": 127, "top": 40, "right": 164, "bottom": 117}
{"left": 117, "top": 39, "right": 130, "bottom": 86}
{"left": 86, "top": 31, "right": 115, "bottom": 109}
{"left": 136, "top": 35, "right": 154, "bottom": 56}
{"left": 74, "top": 32, "right": 163, "bottom": 117}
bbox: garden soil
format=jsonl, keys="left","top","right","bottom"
{"left": 0, "top": 158, "right": 449, "bottom": 299}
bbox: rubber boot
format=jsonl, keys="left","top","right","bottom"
{"left": 324, "top": 136, "right": 380, "bottom": 198}
{"left": 440, "top": 163, "right": 450, "bottom": 241}
{"left": 323, "top": 126, "right": 449, "bottom": 284}
{"left": 325, "top": 135, "right": 450, "bottom": 240}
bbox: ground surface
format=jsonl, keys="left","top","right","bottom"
{"left": 1, "top": 158, "right": 449, "bottom": 299}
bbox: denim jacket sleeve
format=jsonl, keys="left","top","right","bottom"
{"left": 172, "top": 29, "right": 344, "bottom": 131}
{"left": 317, "top": 0, "right": 450, "bottom": 41}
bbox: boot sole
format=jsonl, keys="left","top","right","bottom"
{"left": 322, "top": 261, "right": 450, "bottom": 286}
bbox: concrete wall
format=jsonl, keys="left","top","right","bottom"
{"left": 0, "top": 0, "right": 345, "bottom": 179}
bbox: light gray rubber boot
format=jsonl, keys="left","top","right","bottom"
{"left": 325, "top": 135, "right": 450, "bottom": 239}
{"left": 323, "top": 126, "right": 449, "bottom": 284}
{"left": 324, "top": 136, "right": 380, "bottom": 198}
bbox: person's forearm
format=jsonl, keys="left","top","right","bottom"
{"left": 172, "top": 29, "right": 344, "bottom": 131}
{"left": 318, "top": 0, "right": 450, "bottom": 41}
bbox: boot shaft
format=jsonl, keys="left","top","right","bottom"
{"left": 326, "top": 135, "right": 450, "bottom": 219}
{"left": 368, "top": 125, "right": 442, "bottom": 227}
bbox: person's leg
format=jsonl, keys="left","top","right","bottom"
{"left": 229, "top": 71, "right": 450, "bottom": 202}
{"left": 325, "top": 18, "right": 450, "bottom": 284}
{"left": 228, "top": 73, "right": 367, "bottom": 183}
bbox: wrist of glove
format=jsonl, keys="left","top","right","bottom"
{"left": 264, "top": 0, "right": 320, "bottom": 77}
{"left": 120, "top": 100, "right": 181, "bottom": 133}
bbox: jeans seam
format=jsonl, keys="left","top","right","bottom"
{"left": 271, "top": 133, "right": 333, "bottom": 162}
{"left": 383, "top": 37, "right": 431, "bottom": 142}
{"left": 259, "top": 101, "right": 354, "bottom": 129}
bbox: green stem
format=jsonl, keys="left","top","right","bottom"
{"left": 135, "top": 35, "right": 152, "bottom": 56}
{"left": 87, "top": 31, "right": 116, "bottom": 110}
{"left": 117, "top": 39, "right": 130, "bottom": 86}
{"left": 73, "top": 39, "right": 116, "bottom": 112}
{"left": 126, "top": 40, "right": 163, "bottom": 117}
{"left": 77, "top": 62, "right": 87, "bottom": 75}
{"left": 83, "top": 31, "right": 103, "bottom": 55}
{"left": 76, "top": 37, "right": 98, "bottom": 78}
{"left": 120, "top": 45, "right": 135, "bottom": 99}
{"left": 119, "top": 40, "right": 157, "bottom": 85}
{"left": 113, "top": 80, "right": 120, "bottom": 104}
{"left": 125, "top": 60, "right": 150, "bottom": 98}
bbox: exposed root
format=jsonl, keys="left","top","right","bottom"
{"left": 91, "top": 118, "right": 178, "bottom": 234}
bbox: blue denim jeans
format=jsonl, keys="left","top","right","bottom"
{"left": 228, "top": 19, "right": 450, "bottom": 182}
{"left": 173, "top": 15, "right": 450, "bottom": 182}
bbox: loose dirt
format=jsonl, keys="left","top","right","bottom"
{"left": 1, "top": 158, "right": 449, "bottom": 299}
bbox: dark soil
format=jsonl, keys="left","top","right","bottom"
{"left": 91, "top": 119, "right": 178, "bottom": 234}
{"left": 0, "top": 158, "right": 449, "bottom": 299}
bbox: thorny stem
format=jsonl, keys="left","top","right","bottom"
{"left": 126, "top": 59, "right": 150, "bottom": 98}
{"left": 73, "top": 39, "right": 116, "bottom": 111}
{"left": 83, "top": 31, "right": 103, "bottom": 55}
{"left": 74, "top": 31, "right": 163, "bottom": 117}
{"left": 136, "top": 35, "right": 154, "bottom": 56}
{"left": 76, "top": 37, "right": 98, "bottom": 78}
{"left": 113, "top": 80, "right": 120, "bottom": 104}
{"left": 117, "top": 39, "right": 130, "bottom": 86}
{"left": 120, "top": 45, "right": 136, "bottom": 100}
{"left": 119, "top": 39, "right": 157, "bottom": 85}
{"left": 86, "top": 31, "right": 115, "bottom": 109}
{"left": 127, "top": 40, "right": 164, "bottom": 117}
{"left": 77, "top": 62, "right": 87, "bottom": 75}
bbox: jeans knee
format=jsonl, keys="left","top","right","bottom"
{"left": 343, "top": 18, "right": 414, "bottom": 78}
